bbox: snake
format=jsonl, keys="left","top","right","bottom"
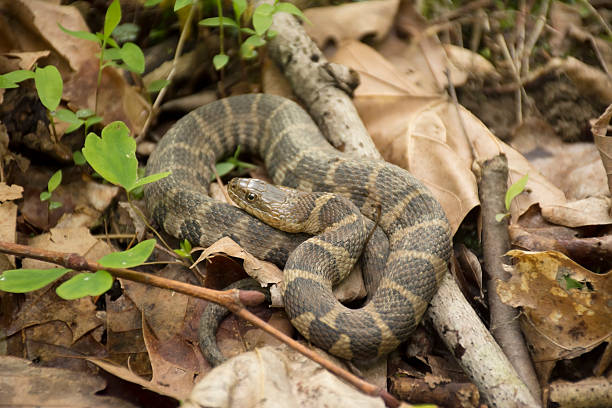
{"left": 144, "top": 93, "right": 452, "bottom": 361}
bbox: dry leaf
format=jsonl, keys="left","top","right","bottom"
{"left": 22, "top": 227, "right": 112, "bottom": 270}
{"left": 193, "top": 237, "right": 283, "bottom": 285}
{"left": 0, "top": 201, "right": 17, "bottom": 269}
{"left": 184, "top": 345, "right": 384, "bottom": 408}
{"left": 0, "top": 182, "right": 23, "bottom": 201}
{"left": 332, "top": 41, "right": 566, "bottom": 232}
{"left": 592, "top": 103, "right": 612, "bottom": 198}
{"left": 304, "top": 0, "right": 399, "bottom": 48}
{"left": 498, "top": 250, "right": 612, "bottom": 383}
{"left": 0, "top": 356, "right": 137, "bottom": 408}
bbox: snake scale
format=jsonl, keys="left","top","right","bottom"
{"left": 144, "top": 94, "right": 452, "bottom": 360}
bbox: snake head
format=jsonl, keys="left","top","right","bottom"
{"left": 227, "top": 178, "right": 311, "bottom": 233}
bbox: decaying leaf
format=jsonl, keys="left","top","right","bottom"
{"left": 332, "top": 41, "right": 566, "bottom": 232}
{"left": 0, "top": 356, "right": 136, "bottom": 408}
{"left": 193, "top": 237, "right": 283, "bottom": 285}
{"left": 0, "top": 182, "right": 23, "bottom": 201}
{"left": 304, "top": 0, "right": 399, "bottom": 48}
{"left": 592, "top": 103, "right": 612, "bottom": 199}
{"left": 183, "top": 345, "right": 384, "bottom": 408}
{"left": 498, "top": 250, "right": 612, "bottom": 383}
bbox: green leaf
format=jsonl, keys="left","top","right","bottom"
{"left": 84, "top": 116, "right": 103, "bottom": 127}
{"left": 34, "top": 65, "right": 63, "bottom": 112}
{"left": 131, "top": 171, "right": 171, "bottom": 190}
{"left": 0, "top": 268, "right": 70, "bottom": 293}
{"left": 266, "top": 29, "right": 277, "bottom": 39}
{"left": 244, "top": 34, "right": 266, "bottom": 47}
{"left": 73, "top": 151, "right": 86, "bottom": 165}
{"left": 48, "top": 169, "right": 62, "bottom": 193}
{"left": 240, "top": 27, "right": 256, "bottom": 35}
{"left": 2, "top": 70, "right": 35, "bottom": 83}
{"left": 214, "top": 161, "right": 235, "bottom": 179}
{"left": 147, "top": 79, "right": 170, "bottom": 93}
{"left": 213, "top": 54, "right": 229, "bottom": 70}
{"left": 82, "top": 121, "right": 138, "bottom": 191}
{"left": 76, "top": 108, "right": 95, "bottom": 118}
{"left": 199, "top": 17, "right": 239, "bottom": 28}
{"left": 103, "top": 47, "right": 122, "bottom": 61}
{"left": 274, "top": 2, "right": 309, "bottom": 23}
{"left": 55, "top": 108, "right": 79, "bottom": 123}
{"left": 65, "top": 122, "right": 84, "bottom": 133}
{"left": 49, "top": 201, "right": 63, "bottom": 210}
{"left": 240, "top": 43, "right": 256, "bottom": 59}
{"left": 104, "top": 0, "right": 122, "bottom": 39}
{"left": 119, "top": 42, "right": 145, "bottom": 73}
{"left": 495, "top": 213, "right": 509, "bottom": 222}
{"left": 112, "top": 23, "right": 139, "bottom": 43}
{"left": 505, "top": 173, "right": 529, "bottom": 211}
{"left": 98, "top": 239, "right": 156, "bottom": 268}
{"left": 253, "top": 4, "right": 274, "bottom": 35}
{"left": 233, "top": 0, "right": 247, "bottom": 20}
{"left": 106, "top": 37, "right": 119, "bottom": 49}
{"left": 58, "top": 23, "right": 100, "bottom": 43}
{"left": 174, "top": 248, "right": 189, "bottom": 258}
{"left": 562, "top": 275, "right": 584, "bottom": 290}
{"left": 0, "top": 77, "right": 19, "bottom": 89}
{"left": 40, "top": 191, "right": 51, "bottom": 201}
{"left": 144, "top": 0, "right": 163, "bottom": 6}
{"left": 174, "top": 0, "right": 192, "bottom": 11}
{"left": 56, "top": 270, "right": 113, "bottom": 300}
{"left": 181, "top": 239, "right": 192, "bottom": 253}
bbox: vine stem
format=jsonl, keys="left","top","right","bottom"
{"left": 0, "top": 240, "right": 401, "bottom": 407}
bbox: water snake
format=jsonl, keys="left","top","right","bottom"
{"left": 144, "top": 94, "right": 452, "bottom": 360}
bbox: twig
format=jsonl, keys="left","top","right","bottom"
{"left": 496, "top": 33, "right": 524, "bottom": 123}
{"left": 478, "top": 154, "right": 541, "bottom": 402}
{"left": 136, "top": 3, "right": 196, "bottom": 143}
{"left": 0, "top": 240, "right": 400, "bottom": 408}
{"left": 521, "top": 0, "right": 551, "bottom": 74}
{"left": 576, "top": 0, "right": 612, "bottom": 39}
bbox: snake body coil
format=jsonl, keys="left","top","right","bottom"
{"left": 144, "top": 94, "right": 452, "bottom": 360}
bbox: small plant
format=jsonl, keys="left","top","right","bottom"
{"left": 0, "top": 0, "right": 170, "bottom": 300}
{"left": 0, "top": 239, "right": 156, "bottom": 299}
{"left": 0, "top": 120, "right": 170, "bottom": 299}
{"left": 496, "top": 173, "right": 528, "bottom": 222}
{"left": 40, "top": 170, "right": 63, "bottom": 210}
{"left": 198, "top": 0, "right": 308, "bottom": 70}
{"left": 174, "top": 239, "right": 194, "bottom": 263}
{"left": 214, "top": 145, "right": 255, "bottom": 180}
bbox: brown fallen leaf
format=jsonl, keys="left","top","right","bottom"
{"left": 193, "top": 237, "right": 284, "bottom": 286}
{"left": 497, "top": 250, "right": 612, "bottom": 384}
{"left": 184, "top": 345, "right": 385, "bottom": 408}
{"left": 0, "top": 182, "right": 23, "bottom": 201}
{"left": 0, "top": 356, "right": 137, "bottom": 408}
{"left": 0, "top": 201, "right": 17, "bottom": 269}
{"left": 592, "top": 103, "right": 612, "bottom": 200}
{"left": 332, "top": 40, "right": 566, "bottom": 232}
{"left": 304, "top": 0, "right": 399, "bottom": 48}
{"left": 22, "top": 227, "right": 112, "bottom": 270}
{"left": 142, "top": 318, "right": 201, "bottom": 401}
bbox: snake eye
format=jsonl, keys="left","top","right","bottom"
{"left": 246, "top": 192, "right": 257, "bottom": 202}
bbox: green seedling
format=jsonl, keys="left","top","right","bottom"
{"left": 174, "top": 239, "right": 194, "bottom": 263}
{"left": 214, "top": 145, "right": 256, "bottom": 180}
{"left": 40, "top": 169, "right": 63, "bottom": 210}
{"left": 496, "top": 173, "right": 528, "bottom": 222}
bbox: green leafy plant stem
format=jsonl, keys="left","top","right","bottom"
{"left": 136, "top": 2, "right": 195, "bottom": 142}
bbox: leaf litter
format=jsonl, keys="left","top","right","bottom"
{"left": 1, "top": 0, "right": 611, "bottom": 407}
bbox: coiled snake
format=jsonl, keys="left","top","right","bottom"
{"left": 144, "top": 94, "right": 452, "bottom": 360}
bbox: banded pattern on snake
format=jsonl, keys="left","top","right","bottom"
{"left": 144, "top": 94, "right": 452, "bottom": 360}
